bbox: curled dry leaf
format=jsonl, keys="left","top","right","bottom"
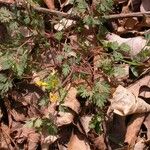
{"left": 111, "top": 85, "right": 150, "bottom": 116}
{"left": 106, "top": 33, "right": 148, "bottom": 57}
{"left": 56, "top": 111, "right": 74, "bottom": 126}
{"left": 128, "top": 75, "right": 150, "bottom": 97}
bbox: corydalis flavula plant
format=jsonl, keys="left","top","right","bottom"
{"left": 0, "top": 0, "right": 114, "bottom": 134}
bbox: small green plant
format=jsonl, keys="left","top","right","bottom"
{"left": 0, "top": 0, "right": 115, "bottom": 135}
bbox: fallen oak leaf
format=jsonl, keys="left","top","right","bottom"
{"left": 43, "top": 0, "right": 55, "bottom": 10}
{"left": 110, "top": 85, "right": 150, "bottom": 116}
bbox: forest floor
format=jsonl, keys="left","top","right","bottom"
{"left": 0, "top": 0, "right": 150, "bottom": 149}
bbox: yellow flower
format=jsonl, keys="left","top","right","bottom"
{"left": 49, "top": 92, "right": 59, "bottom": 103}
{"left": 35, "top": 80, "right": 48, "bottom": 87}
{"left": 51, "top": 69, "right": 56, "bottom": 75}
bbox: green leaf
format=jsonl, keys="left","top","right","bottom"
{"left": 130, "top": 66, "right": 139, "bottom": 77}
{"left": 113, "top": 51, "right": 123, "bottom": 61}
{"left": 108, "top": 42, "right": 119, "bottom": 51}
{"left": 119, "top": 43, "right": 130, "bottom": 52}
{"left": 0, "top": 7, "right": 13, "bottom": 23}
{"left": 77, "top": 85, "right": 90, "bottom": 98}
{"left": 90, "top": 115, "right": 103, "bottom": 134}
{"left": 62, "top": 64, "right": 70, "bottom": 77}
{"left": 25, "top": 120, "right": 34, "bottom": 128}
{"left": 0, "top": 74, "right": 7, "bottom": 83}
{"left": 54, "top": 32, "right": 63, "bottom": 41}
{"left": 91, "top": 82, "right": 110, "bottom": 108}
{"left": 34, "top": 118, "right": 43, "bottom": 128}
{"left": 15, "top": 52, "right": 28, "bottom": 77}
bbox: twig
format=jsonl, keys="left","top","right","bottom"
{"left": 0, "top": 1, "right": 80, "bottom": 20}
{"left": 104, "top": 11, "right": 150, "bottom": 19}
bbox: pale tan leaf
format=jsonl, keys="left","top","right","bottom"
{"left": 43, "top": 0, "right": 55, "bottom": 10}
{"left": 111, "top": 85, "right": 150, "bottom": 116}
{"left": 67, "top": 130, "right": 91, "bottom": 150}
{"left": 62, "top": 87, "right": 80, "bottom": 114}
{"left": 134, "top": 139, "right": 146, "bottom": 150}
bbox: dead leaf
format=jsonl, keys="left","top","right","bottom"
{"left": 131, "top": 0, "right": 141, "bottom": 12}
{"left": 111, "top": 85, "right": 150, "bottom": 116}
{"left": 56, "top": 111, "right": 74, "bottom": 126}
{"left": 62, "top": 87, "right": 80, "bottom": 114}
{"left": 134, "top": 139, "right": 146, "bottom": 150}
{"left": 140, "top": 0, "right": 150, "bottom": 12}
{"left": 43, "top": 0, "right": 55, "bottom": 10}
{"left": 28, "top": 132, "right": 40, "bottom": 150}
{"left": 67, "top": 130, "right": 91, "bottom": 150}
{"left": 139, "top": 86, "right": 150, "bottom": 99}
{"left": 125, "top": 113, "right": 145, "bottom": 146}
{"left": 80, "top": 115, "right": 92, "bottom": 134}
{"left": 124, "top": 18, "right": 138, "bottom": 29}
{"left": 41, "top": 134, "right": 58, "bottom": 150}
{"left": 128, "top": 75, "right": 150, "bottom": 97}
{"left": 0, "top": 0, "right": 14, "bottom": 3}
{"left": 143, "top": 113, "right": 150, "bottom": 140}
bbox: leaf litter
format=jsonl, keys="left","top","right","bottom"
{"left": 0, "top": 0, "right": 150, "bottom": 150}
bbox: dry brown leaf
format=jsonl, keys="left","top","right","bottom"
{"left": 28, "top": 132, "right": 40, "bottom": 150}
{"left": 67, "top": 130, "right": 91, "bottom": 150}
{"left": 111, "top": 75, "right": 150, "bottom": 116}
{"left": 131, "top": 0, "right": 141, "bottom": 12}
{"left": 43, "top": 0, "right": 55, "bottom": 10}
{"left": 134, "top": 139, "right": 146, "bottom": 150}
{"left": 143, "top": 113, "right": 150, "bottom": 140}
{"left": 111, "top": 85, "right": 150, "bottom": 116}
{"left": 56, "top": 87, "right": 80, "bottom": 126}
{"left": 56, "top": 111, "right": 74, "bottom": 126}
{"left": 125, "top": 113, "right": 145, "bottom": 146}
{"left": 93, "top": 134, "right": 107, "bottom": 150}
{"left": 128, "top": 75, "right": 150, "bottom": 97}
{"left": 62, "top": 87, "right": 80, "bottom": 114}
{"left": 124, "top": 18, "right": 138, "bottom": 30}
{"left": 0, "top": 0, "right": 14, "bottom": 3}
{"left": 140, "top": 0, "right": 150, "bottom": 12}
{"left": 80, "top": 115, "right": 92, "bottom": 134}
{"left": 41, "top": 134, "right": 58, "bottom": 150}
{"left": 139, "top": 86, "right": 150, "bottom": 99}
{"left": 0, "top": 123, "right": 12, "bottom": 149}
